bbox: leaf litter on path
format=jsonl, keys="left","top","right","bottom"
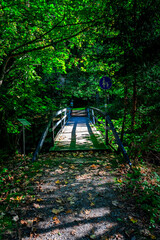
{"left": 4, "top": 151, "right": 159, "bottom": 240}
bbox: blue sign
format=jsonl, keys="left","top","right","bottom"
{"left": 99, "top": 76, "right": 112, "bottom": 90}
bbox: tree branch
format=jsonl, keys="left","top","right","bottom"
{"left": 11, "top": 15, "right": 105, "bottom": 55}
{"left": 9, "top": 25, "right": 94, "bottom": 58}
{"left": 11, "top": 15, "right": 65, "bottom": 54}
{"left": 0, "top": 18, "right": 102, "bottom": 86}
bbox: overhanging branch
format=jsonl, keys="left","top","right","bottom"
{"left": 9, "top": 26, "right": 91, "bottom": 58}
{"left": 11, "top": 15, "right": 66, "bottom": 54}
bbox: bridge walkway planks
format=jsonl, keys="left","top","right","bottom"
{"left": 50, "top": 114, "right": 108, "bottom": 152}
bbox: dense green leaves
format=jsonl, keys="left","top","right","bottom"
{"left": 0, "top": 0, "right": 160, "bottom": 157}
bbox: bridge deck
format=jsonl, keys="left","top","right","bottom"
{"left": 50, "top": 116, "right": 108, "bottom": 151}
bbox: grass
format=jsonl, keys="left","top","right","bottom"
{"left": 72, "top": 107, "right": 86, "bottom": 110}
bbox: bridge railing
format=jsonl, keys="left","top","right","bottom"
{"left": 32, "top": 108, "right": 71, "bottom": 162}
{"left": 87, "top": 107, "right": 131, "bottom": 165}
{"left": 87, "top": 107, "right": 109, "bottom": 145}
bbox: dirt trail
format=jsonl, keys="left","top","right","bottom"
{"left": 18, "top": 152, "right": 153, "bottom": 240}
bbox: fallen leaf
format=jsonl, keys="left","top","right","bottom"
{"left": 98, "top": 171, "right": 106, "bottom": 176}
{"left": 90, "top": 164, "right": 97, "bottom": 169}
{"left": 52, "top": 207, "right": 64, "bottom": 214}
{"left": 55, "top": 180, "right": 60, "bottom": 184}
{"left": 88, "top": 193, "right": 93, "bottom": 200}
{"left": 30, "top": 233, "right": 33, "bottom": 238}
{"left": 15, "top": 196, "right": 23, "bottom": 201}
{"left": 52, "top": 209, "right": 60, "bottom": 214}
{"left": 53, "top": 216, "right": 61, "bottom": 224}
{"left": 21, "top": 219, "right": 34, "bottom": 227}
{"left": 70, "top": 165, "right": 75, "bottom": 169}
{"left": 129, "top": 216, "right": 138, "bottom": 223}
{"left": 85, "top": 209, "right": 91, "bottom": 215}
{"left": 67, "top": 197, "right": 73, "bottom": 201}
{"left": 105, "top": 166, "right": 111, "bottom": 169}
{"left": 56, "top": 199, "right": 62, "bottom": 204}
{"left": 36, "top": 198, "right": 43, "bottom": 202}
{"left": 52, "top": 229, "right": 59, "bottom": 234}
{"left": 66, "top": 209, "right": 72, "bottom": 214}
{"left": 33, "top": 203, "right": 40, "bottom": 208}
{"left": 150, "top": 235, "right": 156, "bottom": 239}
{"left": 90, "top": 202, "right": 95, "bottom": 206}
{"left": 33, "top": 217, "right": 39, "bottom": 223}
{"left": 117, "top": 179, "right": 122, "bottom": 183}
{"left": 71, "top": 230, "right": 76, "bottom": 235}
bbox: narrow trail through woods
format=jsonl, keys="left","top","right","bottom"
{"left": 18, "top": 152, "right": 156, "bottom": 240}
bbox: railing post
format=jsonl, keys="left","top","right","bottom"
{"left": 105, "top": 115, "right": 109, "bottom": 145}
{"left": 92, "top": 109, "right": 95, "bottom": 124}
{"left": 69, "top": 108, "right": 71, "bottom": 119}
{"left": 67, "top": 108, "right": 71, "bottom": 119}
{"left": 64, "top": 109, "right": 65, "bottom": 126}
{"left": 87, "top": 108, "right": 90, "bottom": 120}
{"left": 51, "top": 118, "right": 55, "bottom": 147}
{"left": 61, "top": 110, "right": 62, "bottom": 129}
{"left": 64, "top": 108, "right": 67, "bottom": 126}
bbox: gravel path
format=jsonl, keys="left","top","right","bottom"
{"left": 19, "top": 152, "right": 151, "bottom": 240}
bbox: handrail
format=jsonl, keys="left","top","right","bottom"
{"left": 88, "top": 107, "right": 131, "bottom": 166}
{"left": 32, "top": 108, "right": 71, "bottom": 162}
{"left": 89, "top": 107, "right": 105, "bottom": 116}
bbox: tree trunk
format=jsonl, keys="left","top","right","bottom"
{"left": 121, "top": 79, "right": 128, "bottom": 142}
{"left": 131, "top": 72, "right": 137, "bottom": 129}
{"left": 120, "top": 35, "right": 128, "bottom": 142}
{"left": 131, "top": 0, "right": 137, "bottom": 130}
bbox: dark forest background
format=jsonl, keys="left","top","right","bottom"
{"left": 0, "top": 0, "right": 160, "bottom": 163}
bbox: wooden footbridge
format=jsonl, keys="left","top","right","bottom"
{"left": 32, "top": 107, "right": 131, "bottom": 166}
{"left": 50, "top": 111, "right": 107, "bottom": 151}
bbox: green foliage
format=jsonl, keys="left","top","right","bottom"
{"left": 0, "top": 0, "right": 160, "bottom": 158}
{"left": 124, "top": 167, "right": 160, "bottom": 227}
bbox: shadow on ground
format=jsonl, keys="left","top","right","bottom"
{"left": 17, "top": 153, "right": 144, "bottom": 240}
